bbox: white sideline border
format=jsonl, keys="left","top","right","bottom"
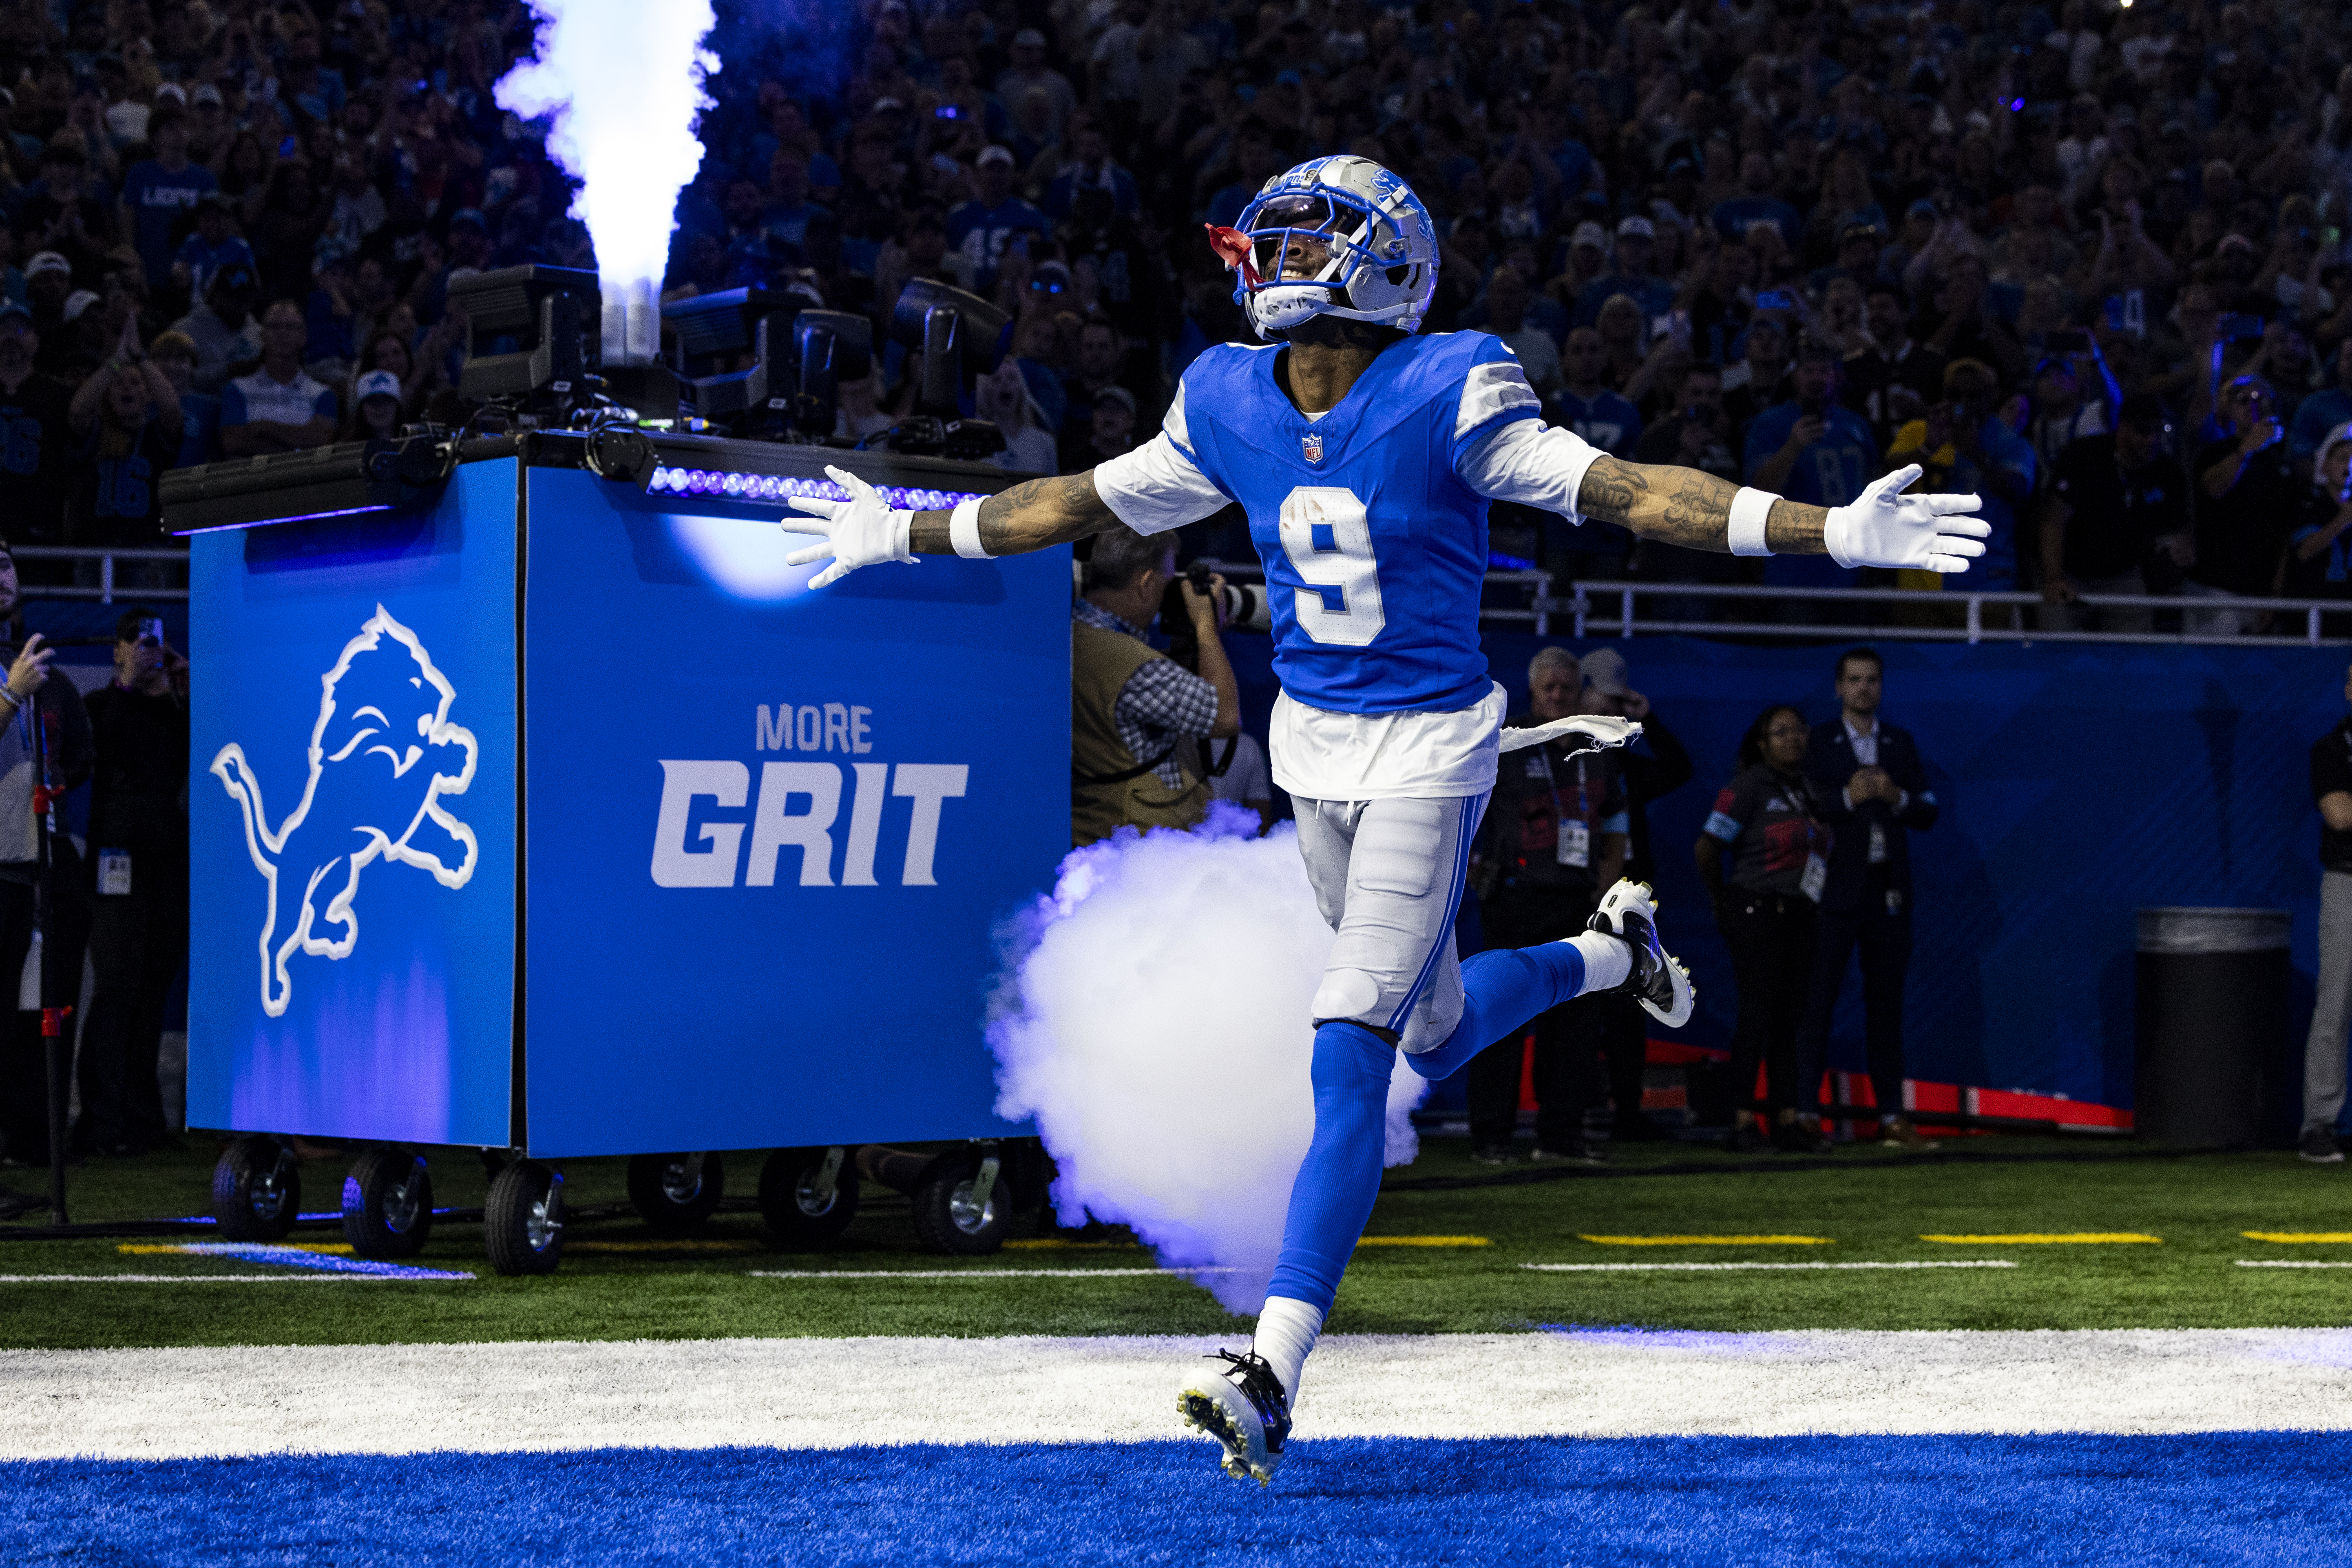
{"left": 6, "top": 1329, "right": 2352, "bottom": 1460}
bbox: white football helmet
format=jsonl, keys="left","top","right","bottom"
{"left": 1217, "top": 155, "right": 1439, "bottom": 339}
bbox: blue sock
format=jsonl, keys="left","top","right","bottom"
{"left": 1262, "top": 1020, "right": 1394, "bottom": 1316}
{"left": 1402, "top": 942, "right": 1587, "bottom": 1082}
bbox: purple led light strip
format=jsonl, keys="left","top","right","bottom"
{"left": 645, "top": 467, "right": 987, "bottom": 513}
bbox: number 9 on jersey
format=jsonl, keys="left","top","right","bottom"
{"left": 1277, "top": 487, "right": 1387, "bottom": 648}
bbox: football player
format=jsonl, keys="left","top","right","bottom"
{"left": 785, "top": 156, "right": 1985, "bottom": 1484}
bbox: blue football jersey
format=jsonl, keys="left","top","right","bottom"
{"left": 1168, "top": 332, "right": 1540, "bottom": 715}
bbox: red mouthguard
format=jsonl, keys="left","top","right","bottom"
{"left": 1204, "top": 224, "right": 1261, "bottom": 287}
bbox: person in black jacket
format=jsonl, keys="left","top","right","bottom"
{"left": 1795, "top": 647, "right": 1941, "bottom": 1150}
{"left": 73, "top": 609, "right": 189, "bottom": 1157}
{"left": 1466, "top": 647, "right": 1627, "bottom": 1165}
{"left": 1575, "top": 646, "right": 1693, "bottom": 1142}
{"left": 1697, "top": 704, "right": 1830, "bottom": 1154}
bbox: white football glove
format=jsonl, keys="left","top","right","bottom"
{"left": 783, "top": 464, "right": 917, "bottom": 588}
{"left": 1822, "top": 464, "right": 1989, "bottom": 573}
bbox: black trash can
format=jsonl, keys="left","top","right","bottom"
{"left": 2135, "top": 907, "right": 2290, "bottom": 1146}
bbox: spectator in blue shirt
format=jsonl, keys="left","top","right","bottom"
{"left": 1554, "top": 327, "right": 1641, "bottom": 456}
{"left": 148, "top": 328, "right": 218, "bottom": 467}
{"left": 945, "top": 144, "right": 1050, "bottom": 295}
{"left": 276, "top": 30, "right": 345, "bottom": 125}
{"left": 1711, "top": 153, "right": 1804, "bottom": 248}
{"left": 763, "top": 150, "right": 828, "bottom": 252}
{"left": 219, "top": 301, "right": 337, "bottom": 456}
{"left": 170, "top": 195, "right": 255, "bottom": 303}
{"left": 1575, "top": 215, "right": 1674, "bottom": 327}
{"left": 116, "top": 109, "right": 216, "bottom": 288}
{"left": 304, "top": 248, "right": 356, "bottom": 371}
{"left": 1042, "top": 119, "right": 1138, "bottom": 222}
{"left": 1745, "top": 339, "right": 1880, "bottom": 591}
{"left": 1528, "top": 100, "right": 1594, "bottom": 199}
{"left": 2291, "top": 337, "right": 2352, "bottom": 464}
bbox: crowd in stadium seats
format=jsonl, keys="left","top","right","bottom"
{"left": 2, "top": 0, "right": 2349, "bottom": 616}
{"left": 665, "top": 0, "right": 2352, "bottom": 625}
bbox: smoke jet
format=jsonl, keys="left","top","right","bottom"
{"left": 495, "top": 0, "right": 718, "bottom": 366}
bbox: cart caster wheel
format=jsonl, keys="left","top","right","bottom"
{"left": 913, "top": 1151, "right": 1008, "bottom": 1256}
{"left": 484, "top": 1161, "right": 565, "bottom": 1276}
{"left": 342, "top": 1147, "right": 434, "bottom": 1259}
{"left": 759, "top": 1146, "right": 858, "bottom": 1247}
{"left": 627, "top": 1151, "right": 724, "bottom": 1236}
{"left": 212, "top": 1135, "right": 301, "bottom": 1241}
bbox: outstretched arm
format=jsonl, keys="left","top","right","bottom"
{"left": 1463, "top": 421, "right": 1987, "bottom": 572}
{"left": 905, "top": 471, "right": 1121, "bottom": 556}
{"left": 785, "top": 431, "right": 1227, "bottom": 585}
{"left": 1574, "top": 456, "right": 1829, "bottom": 554}
{"left": 781, "top": 464, "right": 1122, "bottom": 585}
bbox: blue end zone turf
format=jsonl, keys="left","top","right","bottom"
{"left": 6, "top": 1433, "right": 2346, "bottom": 1564}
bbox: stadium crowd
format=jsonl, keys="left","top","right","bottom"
{"left": 1, "top": 0, "right": 2349, "bottom": 618}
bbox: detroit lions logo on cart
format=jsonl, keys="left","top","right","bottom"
{"left": 210, "top": 604, "right": 480, "bottom": 1017}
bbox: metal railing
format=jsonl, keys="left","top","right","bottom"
{"left": 1558, "top": 581, "right": 2352, "bottom": 648}
{"left": 9, "top": 546, "right": 189, "bottom": 605}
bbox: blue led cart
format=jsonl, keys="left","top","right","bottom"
{"left": 168, "top": 433, "right": 1069, "bottom": 1273}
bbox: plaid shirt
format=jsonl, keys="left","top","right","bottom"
{"left": 1073, "top": 599, "right": 1219, "bottom": 790}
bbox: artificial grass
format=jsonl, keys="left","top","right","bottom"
{"left": 7, "top": 1434, "right": 2350, "bottom": 1566}
{"left": 2, "top": 1133, "right": 2348, "bottom": 1351}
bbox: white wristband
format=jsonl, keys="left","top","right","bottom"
{"left": 949, "top": 498, "right": 989, "bottom": 559}
{"left": 1728, "top": 487, "right": 1776, "bottom": 557}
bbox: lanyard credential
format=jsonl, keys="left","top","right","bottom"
{"left": 1536, "top": 745, "right": 1591, "bottom": 869}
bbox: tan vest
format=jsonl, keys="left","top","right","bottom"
{"left": 1070, "top": 619, "right": 1207, "bottom": 847}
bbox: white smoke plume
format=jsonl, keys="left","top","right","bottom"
{"left": 990, "top": 804, "right": 1430, "bottom": 1316}
{"left": 495, "top": 0, "right": 717, "bottom": 364}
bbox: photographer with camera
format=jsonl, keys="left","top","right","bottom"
{"left": 1072, "top": 526, "right": 1239, "bottom": 847}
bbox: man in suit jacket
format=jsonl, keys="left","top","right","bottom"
{"left": 1797, "top": 647, "right": 1941, "bottom": 1149}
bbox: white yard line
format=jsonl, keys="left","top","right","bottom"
{"left": 2237, "top": 1260, "right": 2352, "bottom": 1268}
{"left": 4, "top": 1328, "right": 2350, "bottom": 1461}
{"left": 1522, "top": 1261, "right": 2020, "bottom": 1272}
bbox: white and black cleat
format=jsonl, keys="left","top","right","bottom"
{"left": 1588, "top": 878, "right": 1695, "bottom": 1028}
{"left": 1177, "top": 1349, "right": 1291, "bottom": 1485}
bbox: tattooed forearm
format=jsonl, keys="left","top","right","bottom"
{"left": 1573, "top": 458, "right": 1828, "bottom": 554}
{"left": 1574, "top": 456, "right": 1650, "bottom": 525}
{"left": 1654, "top": 468, "right": 1740, "bottom": 545}
{"left": 907, "top": 471, "right": 1119, "bottom": 555}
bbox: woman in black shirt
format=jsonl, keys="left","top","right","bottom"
{"left": 1695, "top": 704, "right": 1830, "bottom": 1155}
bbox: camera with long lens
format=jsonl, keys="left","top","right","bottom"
{"left": 1159, "top": 560, "right": 1272, "bottom": 673}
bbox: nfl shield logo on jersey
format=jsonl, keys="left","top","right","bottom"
{"left": 1301, "top": 432, "right": 1323, "bottom": 464}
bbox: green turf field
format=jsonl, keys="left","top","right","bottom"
{"left": 2, "top": 1134, "right": 2348, "bottom": 1351}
